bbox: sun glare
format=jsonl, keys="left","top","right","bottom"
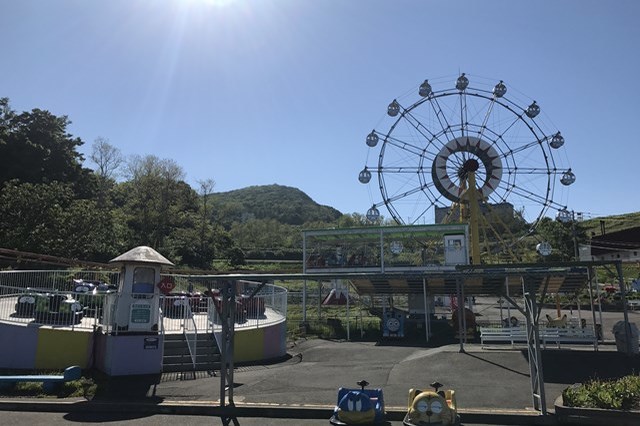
{"left": 183, "top": 0, "right": 238, "bottom": 7}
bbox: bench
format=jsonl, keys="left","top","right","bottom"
{"left": 0, "top": 365, "right": 81, "bottom": 393}
{"left": 480, "top": 326, "right": 597, "bottom": 348}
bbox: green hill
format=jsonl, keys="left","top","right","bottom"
{"left": 210, "top": 184, "right": 343, "bottom": 226}
{"left": 581, "top": 212, "right": 640, "bottom": 237}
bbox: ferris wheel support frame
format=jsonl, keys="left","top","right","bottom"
{"left": 466, "top": 171, "right": 482, "bottom": 265}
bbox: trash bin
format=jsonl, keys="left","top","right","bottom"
{"left": 612, "top": 321, "right": 639, "bottom": 354}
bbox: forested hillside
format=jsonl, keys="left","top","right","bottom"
{"left": 210, "top": 184, "right": 342, "bottom": 226}
{"left": 0, "top": 98, "right": 351, "bottom": 269}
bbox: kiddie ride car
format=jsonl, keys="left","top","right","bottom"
{"left": 14, "top": 288, "right": 47, "bottom": 316}
{"left": 330, "top": 380, "right": 386, "bottom": 425}
{"left": 33, "top": 291, "right": 84, "bottom": 325}
{"left": 72, "top": 279, "right": 117, "bottom": 314}
{"left": 403, "top": 381, "right": 459, "bottom": 426}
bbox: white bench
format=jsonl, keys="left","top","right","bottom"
{"left": 480, "top": 326, "right": 528, "bottom": 346}
{"left": 480, "top": 326, "right": 596, "bottom": 348}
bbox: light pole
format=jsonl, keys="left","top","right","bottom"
{"left": 557, "top": 209, "right": 580, "bottom": 261}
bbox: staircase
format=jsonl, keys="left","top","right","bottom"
{"left": 162, "top": 332, "right": 220, "bottom": 373}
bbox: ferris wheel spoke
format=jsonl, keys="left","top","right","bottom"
{"left": 428, "top": 96, "right": 457, "bottom": 144}
{"left": 511, "top": 167, "right": 557, "bottom": 175}
{"left": 492, "top": 113, "right": 527, "bottom": 145}
{"left": 499, "top": 140, "right": 543, "bottom": 158}
{"left": 507, "top": 184, "right": 551, "bottom": 206}
{"left": 476, "top": 98, "right": 497, "bottom": 142}
{"left": 383, "top": 134, "right": 436, "bottom": 160}
{"left": 375, "top": 166, "right": 423, "bottom": 174}
{"left": 460, "top": 90, "right": 468, "bottom": 139}
{"left": 382, "top": 182, "right": 436, "bottom": 205}
{"left": 402, "top": 110, "right": 449, "bottom": 151}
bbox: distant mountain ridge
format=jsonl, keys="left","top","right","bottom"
{"left": 210, "top": 184, "right": 343, "bottom": 226}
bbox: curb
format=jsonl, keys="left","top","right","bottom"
{"left": 0, "top": 398, "right": 558, "bottom": 424}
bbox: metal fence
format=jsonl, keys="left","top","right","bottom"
{"left": 0, "top": 270, "right": 287, "bottom": 334}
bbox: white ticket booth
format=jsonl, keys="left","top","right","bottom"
{"left": 98, "top": 246, "right": 174, "bottom": 376}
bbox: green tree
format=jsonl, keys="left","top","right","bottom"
{"left": 0, "top": 180, "right": 121, "bottom": 260}
{"left": 535, "top": 216, "right": 586, "bottom": 261}
{"left": 0, "top": 98, "right": 95, "bottom": 195}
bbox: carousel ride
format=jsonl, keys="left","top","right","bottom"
{"left": 359, "top": 73, "right": 575, "bottom": 263}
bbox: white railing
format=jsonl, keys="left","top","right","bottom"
{"left": 183, "top": 301, "right": 197, "bottom": 372}
{"left": 0, "top": 271, "right": 287, "bottom": 333}
{"left": 0, "top": 285, "right": 112, "bottom": 331}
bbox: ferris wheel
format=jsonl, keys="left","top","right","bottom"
{"left": 358, "top": 73, "right": 574, "bottom": 259}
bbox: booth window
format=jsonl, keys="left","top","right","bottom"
{"left": 132, "top": 267, "right": 155, "bottom": 294}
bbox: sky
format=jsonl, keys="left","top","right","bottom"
{"left": 2, "top": 0, "right": 639, "bottom": 224}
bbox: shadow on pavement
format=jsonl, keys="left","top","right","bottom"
{"left": 91, "top": 372, "right": 164, "bottom": 401}
{"left": 463, "top": 351, "right": 530, "bottom": 377}
{"left": 528, "top": 350, "right": 640, "bottom": 383}
{"left": 63, "top": 411, "right": 156, "bottom": 423}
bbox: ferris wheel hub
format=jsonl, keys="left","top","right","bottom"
{"left": 462, "top": 159, "right": 480, "bottom": 173}
{"left": 432, "top": 136, "right": 503, "bottom": 203}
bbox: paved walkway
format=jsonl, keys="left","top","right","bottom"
{"left": 2, "top": 339, "right": 638, "bottom": 425}
{"left": 151, "top": 339, "right": 636, "bottom": 411}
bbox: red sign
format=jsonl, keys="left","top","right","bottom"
{"left": 157, "top": 277, "right": 175, "bottom": 295}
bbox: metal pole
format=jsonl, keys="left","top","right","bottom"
{"left": 318, "top": 281, "right": 322, "bottom": 321}
{"left": 524, "top": 289, "right": 547, "bottom": 415}
{"left": 456, "top": 278, "right": 465, "bottom": 353}
{"left": 587, "top": 266, "right": 599, "bottom": 350}
{"left": 595, "top": 272, "right": 603, "bottom": 333}
{"left": 461, "top": 280, "right": 468, "bottom": 343}
{"left": 423, "top": 278, "right": 429, "bottom": 343}
{"left": 615, "top": 262, "right": 633, "bottom": 355}
{"left": 219, "top": 280, "right": 237, "bottom": 423}
{"left": 302, "top": 280, "right": 307, "bottom": 323}
{"left": 346, "top": 280, "right": 350, "bottom": 341}
{"left": 571, "top": 211, "right": 579, "bottom": 261}
{"left": 380, "top": 229, "right": 385, "bottom": 273}
{"left": 506, "top": 277, "right": 512, "bottom": 324}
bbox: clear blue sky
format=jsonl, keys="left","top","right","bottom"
{"left": 3, "top": 0, "right": 639, "bottom": 222}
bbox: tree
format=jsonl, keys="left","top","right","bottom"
{"left": 535, "top": 217, "right": 587, "bottom": 261}
{"left": 196, "top": 179, "right": 216, "bottom": 268}
{"left": 0, "top": 98, "right": 88, "bottom": 188}
{"left": 0, "top": 180, "right": 121, "bottom": 260}
{"left": 118, "top": 155, "right": 198, "bottom": 256}
{"left": 89, "top": 137, "right": 123, "bottom": 181}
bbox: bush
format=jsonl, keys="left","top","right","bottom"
{"left": 563, "top": 375, "right": 640, "bottom": 410}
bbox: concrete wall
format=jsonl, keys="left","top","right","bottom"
{"left": 234, "top": 320, "right": 287, "bottom": 363}
{"left": 96, "top": 333, "right": 163, "bottom": 376}
{"left": 0, "top": 323, "right": 93, "bottom": 369}
{"left": 0, "top": 318, "right": 287, "bottom": 372}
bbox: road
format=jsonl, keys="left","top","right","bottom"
{"left": 0, "top": 411, "right": 497, "bottom": 425}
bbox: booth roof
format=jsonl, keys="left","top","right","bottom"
{"left": 109, "top": 246, "right": 174, "bottom": 266}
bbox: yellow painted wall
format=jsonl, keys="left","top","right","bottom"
{"left": 234, "top": 327, "right": 265, "bottom": 363}
{"left": 35, "top": 329, "right": 92, "bottom": 369}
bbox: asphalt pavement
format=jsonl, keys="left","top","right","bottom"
{"left": 1, "top": 300, "right": 638, "bottom": 425}
{"left": 3, "top": 338, "right": 631, "bottom": 425}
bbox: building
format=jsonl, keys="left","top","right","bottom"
{"left": 583, "top": 226, "right": 640, "bottom": 263}
{"left": 434, "top": 202, "right": 515, "bottom": 224}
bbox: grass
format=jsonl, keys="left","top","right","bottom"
{"left": 0, "top": 373, "right": 96, "bottom": 399}
{"left": 563, "top": 375, "right": 640, "bottom": 410}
